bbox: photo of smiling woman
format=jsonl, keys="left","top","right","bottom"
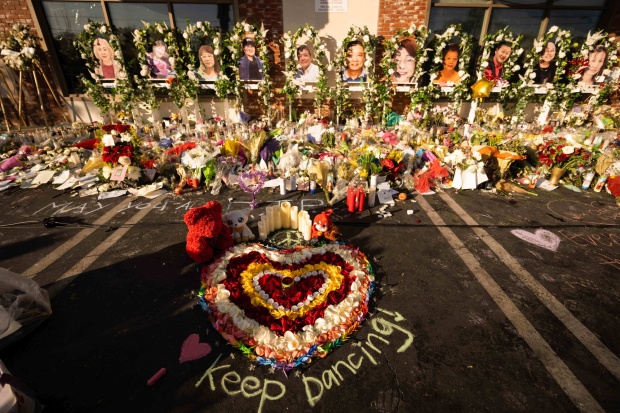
{"left": 195, "top": 45, "right": 220, "bottom": 81}
{"left": 433, "top": 43, "right": 461, "bottom": 86}
{"left": 483, "top": 40, "right": 512, "bottom": 86}
{"left": 341, "top": 40, "right": 367, "bottom": 82}
{"left": 578, "top": 45, "right": 608, "bottom": 87}
{"left": 92, "top": 38, "right": 122, "bottom": 80}
{"left": 534, "top": 42, "right": 557, "bottom": 85}
{"left": 391, "top": 39, "right": 416, "bottom": 84}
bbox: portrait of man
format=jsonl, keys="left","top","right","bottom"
{"left": 391, "top": 39, "right": 416, "bottom": 84}
{"left": 239, "top": 37, "right": 264, "bottom": 81}
{"left": 293, "top": 45, "right": 319, "bottom": 82}
{"left": 433, "top": 43, "right": 461, "bottom": 86}
{"left": 93, "top": 38, "right": 122, "bottom": 80}
{"left": 195, "top": 44, "right": 220, "bottom": 81}
{"left": 341, "top": 40, "right": 367, "bottom": 82}
{"left": 578, "top": 45, "right": 608, "bottom": 88}
{"left": 146, "top": 40, "right": 174, "bottom": 79}
{"left": 483, "top": 40, "right": 512, "bottom": 86}
{"left": 534, "top": 42, "right": 557, "bottom": 85}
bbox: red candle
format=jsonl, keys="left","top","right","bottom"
{"left": 347, "top": 185, "right": 356, "bottom": 213}
{"left": 357, "top": 185, "right": 365, "bottom": 211}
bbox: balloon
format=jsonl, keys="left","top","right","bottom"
{"left": 471, "top": 78, "right": 495, "bottom": 99}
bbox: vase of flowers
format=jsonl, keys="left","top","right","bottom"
{"left": 535, "top": 137, "right": 593, "bottom": 185}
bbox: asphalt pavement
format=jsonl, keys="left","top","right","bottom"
{"left": 0, "top": 184, "right": 619, "bottom": 413}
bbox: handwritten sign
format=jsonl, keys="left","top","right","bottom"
{"left": 315, "top": 0, "right": 347, "bottom": 12}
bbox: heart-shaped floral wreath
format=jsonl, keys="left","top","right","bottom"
{"left": 199, "top": 243, "right": 375, "bottom": 371}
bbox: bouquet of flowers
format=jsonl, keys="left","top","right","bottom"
{"left": 535, "top": 137, "right": 593, "bottom": 173}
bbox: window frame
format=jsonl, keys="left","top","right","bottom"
{"left": 427, "top": 0, "right": 611, "bottom": 44}
{"left": 27, "top": 0, "right": 237, "bottom": 96}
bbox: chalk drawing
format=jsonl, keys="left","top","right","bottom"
{"left": 179, "top": 333, "right": 212, "bottom": 364}
{"left": 547, "top": 200, "right": 620, "bottom": 225}
{"left": 511, "top": 228, "right": 561, "bottom": 252}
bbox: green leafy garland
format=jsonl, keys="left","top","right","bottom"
{"left": 180, "top": 21, "right": 225, "bottom": 98}
{"left": 255, "top": 23, "right": 274, "bottom": 117}
{"left": 575, "top": 30, "right": 620, "bottom": 105}
{"left": 428, "top": 24, "right": 473, "bottom": 110}
{"left": 332, "top": 25, "right": 377, "bottom": 122}
{"left": 380, "top": 24, "right": 430, "bottom": 125}
{"left": 476, "top": 27, "right": 524, "bottom": 107}
{"left": 74, "top": 20, "right": 133, "bottom": 113}
{"left": 133, "top": 22, "right": 183, "bottom": 109}
{"left": 0, "top": 24, "right": 40, "bottom": 71}
{"left": 281, "top": 24, "right": 330, "bottom": 118}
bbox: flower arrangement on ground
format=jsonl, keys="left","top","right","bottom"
{"left": 198, "top": 242, "right": 375, "bottom": 371}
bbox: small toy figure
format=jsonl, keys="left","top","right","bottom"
{"left": 311, "top": 209, "right": 341, "bottom": 241}
{"left": 223, "top": 208, "right": 255, "bottom": 243}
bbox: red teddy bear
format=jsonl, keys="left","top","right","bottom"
{"left": 311, "top": 209, "right": 341, "bottom": 241}
{"left": 184, "top": 201, "right": 234, "bottom": 262}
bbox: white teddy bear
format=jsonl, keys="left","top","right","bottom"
{"left": 223, "top": 208, "right": 255, "bottom": 243}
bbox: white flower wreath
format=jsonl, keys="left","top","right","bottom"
{"left": 575, "top": 30, "right": 620, "bottom": 105}
{"left": 180, "top": 21, "right": 223, "bottom": 99}
{"left": 281, "top": 24, "right": 330, "bottom": 118}
{"left": 333, "top": 25, "right": 378, "bottom": 122}
{"left": 428, "top": 24, "right": 474, "bottom": 109}
{"left": 0, "top": 24, "right": 40, "bottom": 72}
{"left": 476, "top": 26, "right": 524, "bottom": 85}
{"left": 74, "top": 20, "right": 134, "bottom": 113}
{"left": 133, "top": 21, "right": 184, "bottom": 109}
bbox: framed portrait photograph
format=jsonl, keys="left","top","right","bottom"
{"left": 341, "top": 39, "right": 368, "bottom": 83}
{"left": 391, "top": 37, "right": 417, "bottom": 85}
{"left": 146, "top": 38, "right": 175, "bottom": 80}
{"left": 429, "top": 25, "right": 473, "bottom": 94}
{"left": 239, "top": 36, "right": 265, "bottom": 82}
{"left": 292, "top": 43, "right": 319, "bottom": 84}
{"left": 92, "top": 36, "right": 123, "bottom": 82}
{"left": 476, "top": 27, "right": 524, "bottom": 92}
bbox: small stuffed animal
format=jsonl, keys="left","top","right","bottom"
{"left": 223, "top": 208, "right": 255, "bottom": 243}
{"left": 184, "top": 201, "right": 234, "bottom": 263}
{"left": 311, "top": 209, "right": 341, "bottom": 241}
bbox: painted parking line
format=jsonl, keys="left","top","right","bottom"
{"left": 416, "top": 194, "right": 604, "bottom": 413}
{"left": 438, "top": 191, "right": 620, "bottom": 383}
{"left": 35, "top": 196, "right": 166, "bottom": 296}
{"left": 22, "top": 200, "right": 130, "bottom": 278}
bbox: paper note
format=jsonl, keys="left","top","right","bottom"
{"left": 97, "top": 190, "right": 127, "bottom": 200}
{"left": 31, "top": 170, "right": 56, "bottom": 185}
{"left": 52, "top": 170, "right": 70, "bottom": 185}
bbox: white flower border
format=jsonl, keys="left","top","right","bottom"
{"left": 575, "top": 30, "right": 620, "bottom": 105}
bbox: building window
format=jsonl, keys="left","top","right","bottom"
{"left": 428, "top": 0, "right": 609, "bottom": 48}
{"left": 37, "top": 1, "right": 235, "bottom": 94}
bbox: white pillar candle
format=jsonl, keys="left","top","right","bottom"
{"left": 264, "top": 208, "right": 274, "bottom": 233}
{"left": 258, "top": 221, "right": 268, "bottom": 240}
{"left": 298, "top": 210, "right": 307, "bottom": 235}
{"left": 302, "top": 216, "right": 312, "bottom": 241}
{"left": 279, "top": 178, "right": 287, "bottom": 195}
{"left": 280, "top": 201, "right": 291, "bottom": 228}
{"left": 273, "top": 204, "right": 282, "bottom": 230}
{"left": 290, "top": 206, "right": 299, "bottom": 230}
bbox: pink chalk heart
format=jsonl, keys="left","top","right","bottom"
{"left": 179, "top": 333, "right": 212, "bottom": 364}
{"left": 511, "top": 228, "right": 560, "bottom": 252}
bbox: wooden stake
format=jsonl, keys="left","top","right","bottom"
{"left": 31, "top": 69, "right": 49, "bottom": 127}
{"left": 0, "top": 94, "right": 10, "bottom": 132}
{"left": 0, "top": 67, "right": 27, "bottom": 127}
{"left": 35, "top": 62, "right": 68, "bottom": 123}
{"left": 17, "top": 71, "right": 23, "bottom": 131}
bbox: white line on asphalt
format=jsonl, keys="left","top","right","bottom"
{"left": 438, "top": 191, "right": 620, "bottom": 382}
{"left": 33, "top": 196, "right": 166, "bottom": 293}
{"left": 416, "top": 194, "right": 604, "bottom": 413}
{"left": 22, "top": 200, "right": 130, "bottom": 278}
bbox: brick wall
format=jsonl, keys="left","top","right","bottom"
{"left": 0, "top": 0, "right": 66, "bottom": 129}
{"left": 377, "top": 0, "right": 428, "bottom": 37}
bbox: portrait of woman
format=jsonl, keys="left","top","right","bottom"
{"left": 534, "top": 42, "right": 557, "bottom": 85}
{"left": 92, "top": 38, "right": 121, "bottom": 80}
{"left": 483, "top": 40, "right": 512, "bottom": 86}
{"left": 391, "top": 39, "right": 416, "bottom": 84}
{"left": 341, "top": 40, "right": 367, "bottom": 82}
{"left": 239, "top": 38, "right": 264, "bottom": 81}
{"left": 578, "top": 45, "right": 608, "bottom": 87}
{"left": 433, "top": 43, "right": 461, "bottom": 86}
{"left": 195, "top": 45, "right": 220, "bottom": 81}
{"left": 294, "top": 45, "right": 319, "bottom": 82}
{"left": 146, "top": 40, "right": 173, "bottom": 79}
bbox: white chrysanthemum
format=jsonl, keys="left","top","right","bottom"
{"left": 482, "top": 61, "right": 489, "bottom": 68}
{"left": 183, "top": 32, "right": 188, "bottom": 39}
{"left": 562, "top": 146, "right": 575, "bottom": 155}
{"left": 140, "top": 69, "right": 147, "bottom": 77}
{"left": 118, "top": 156, "right": 131, "bottom": 166}
{"left": 84, "top": 24, "right": 91, "bottom": 31}
{"left": 558, "top": 51, "right": 566, "bottom": 58}
{"left": 549, "top": 26, "right": 558, "bottom": 33}
{"left": 102, "top": 165, "right": 112, "bottom": 179}
{"left": 363, "top": 35, "right": 369, "bottom": 43}
{"left": 388, "top": 68, "right": 394, "bottom": 75}
{"left": 100, "top": 26, "right": 106, "bottom": 34}
{"left": 126, "top": 165, "right": 141, "bottom": 180}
